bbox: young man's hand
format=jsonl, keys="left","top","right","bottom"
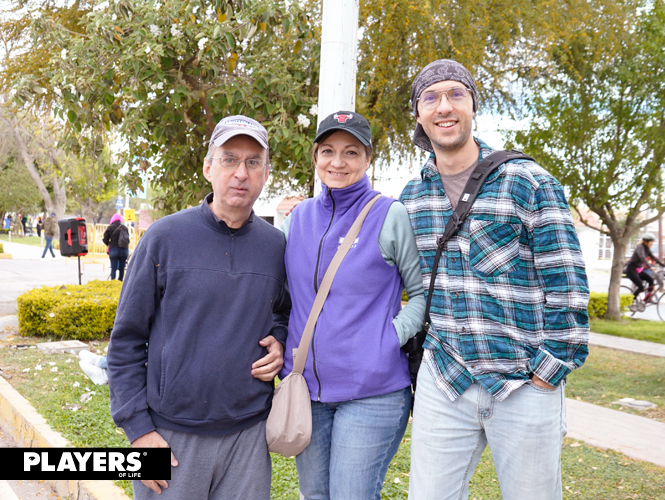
{"left": 132, "top": 430, "right": 178, "bottom": 494}
{"left": 530, "top": 373, "right": 555, "bottom": 390}
{"left": 251, "top": 335, "right": 284, "bottom": 381}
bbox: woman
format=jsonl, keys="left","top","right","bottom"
{"left": 280, "top": 111, "right": 425, "bottom": 500}
{"left": 625, "top": 232, "right": 664, "bottom": 301}
{"left": 103, "top": 214, "right": 130, "bottom": 281}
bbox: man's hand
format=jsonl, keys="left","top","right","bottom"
{"left": 251, "top": 335, "right": 284, "bottom": 381}
{"left": 530, "top": 373, "right": 555, "bottom": 390}
{"left": 131, "top": 431, "right": 178, "bottom": 494}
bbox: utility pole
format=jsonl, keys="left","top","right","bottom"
{"left": 314, "top": 0, "right": 360, "bottom": 195}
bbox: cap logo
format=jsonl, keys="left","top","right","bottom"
{"left": 224, "top": 118, "right": 260, "bottom": 130}
{"left": 333, "top": 113, "right": 353, "bottom": 123}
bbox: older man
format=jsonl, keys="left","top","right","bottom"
{"left": 400, "top": 60, "right": 589, "bottom": 499}
{"left": 107, "top": 115, "right": 290, "bottom": 500}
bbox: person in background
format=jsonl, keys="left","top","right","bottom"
{"left": 625, "top": 233, "right": 664, "bottom": 302}
{"left": 281, "top": 111, "right": 425, "bottom": 500}
{"left": 36, "top": 216, "right": 43, "bottom": 238}
{"left": 103, "top": 214, "right": 130, "bottom": 281}
{"left": 41, "top": 213, "right": 57, "bottom": 258}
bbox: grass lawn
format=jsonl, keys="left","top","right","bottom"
{"left": 1, "top": 336, "right": 665, "bottom": 499}
{"left": 567, "top": 345, "right": 665, "bottom": 422}
{"left": 590, "top": 318, "right": 665, "bottom": 344}
{"left": 0, "top": 234, "right": 44, "bottom": 247}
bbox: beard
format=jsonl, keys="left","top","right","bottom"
{"left": 422, "top": 112, "right": 473, "bottom": 153}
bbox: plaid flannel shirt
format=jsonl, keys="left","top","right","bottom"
{"left": 400, "top": 139, "right": 589, "bottom": 401}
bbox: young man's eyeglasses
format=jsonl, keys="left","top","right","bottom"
{"left": 418, "top": 87, "right": 470, "bottom": 110}
{"left": 211, "top": 156, "right": 267, "bottom": 171}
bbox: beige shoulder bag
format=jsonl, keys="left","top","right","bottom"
{"left": 266, "top": 194, "right": 382, "bottom": 457}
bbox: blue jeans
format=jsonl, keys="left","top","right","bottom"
{"left": 408, "top": 363, "right": 567, "bottom": 500}
{"left": 109, "top": 247, "right": 129, "bottom": 281}
{"left": 296, "top": 387, "right": 411, "bottom": 500}
{"left": 42, "top": 236, "right": 55, "bottom": 258}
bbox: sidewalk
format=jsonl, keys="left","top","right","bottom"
{"left": 588, "top": 331, "right": 665, "bottom": 357}
{"left": 566, "top": 398, "right": 665, "bottom": 468}
{"left": 0, "top": 239, "right": 66, "bottom": 260}
{"left": 564, "top": 333, "right": 665, "bottom": 468}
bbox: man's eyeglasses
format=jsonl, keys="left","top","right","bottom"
{"left": 211, "top": 157, "right": 267, "bottom": 171}
{"left": 418, "top": 87, "right": 470, "bottom": 109}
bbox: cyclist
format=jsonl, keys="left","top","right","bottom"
{"left": 625, "top": 233, "right": 664, "bottom": 302}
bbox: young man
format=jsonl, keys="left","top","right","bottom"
{"left": 400, "top": 59, "right": 590, "bottom": 500}
{"left": 107, "top": 115, "right": 290, "bottom": 500}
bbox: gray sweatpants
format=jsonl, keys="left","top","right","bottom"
{"left": 133, "top": 420, "right": 271, "bottom": 500}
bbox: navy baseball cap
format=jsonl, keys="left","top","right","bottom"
{"left": 314, "top": 111, "right": 372, "bottom": 148}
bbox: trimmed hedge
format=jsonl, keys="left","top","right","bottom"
{"left": 0, "top": 242, "right": 3, "bottom": 253}
{"left": 588, "top": 291, "right": 634, "bottom": 319}
{"left": 17, "top": 280, "right": 122, "bottom": 340}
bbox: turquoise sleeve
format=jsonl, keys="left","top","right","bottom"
{"left": 379, "top": 202, "right": 426, "bottom": 346}
{"left": 280, "top": 215, "right": 291, "bottom": 241}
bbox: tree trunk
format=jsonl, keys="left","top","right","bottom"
{"left": 8, "top": 119, "right": 56, "bottom": 215}
{"left": 606, "top": 239, "right": 628, "bottom": 320}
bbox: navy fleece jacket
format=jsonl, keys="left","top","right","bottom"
{"left": 107, "top": 193, "right": 290, "bottom": 442}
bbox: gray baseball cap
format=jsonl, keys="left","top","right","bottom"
{"left": 209, "top": 115, "right": 269, "bottom": 150}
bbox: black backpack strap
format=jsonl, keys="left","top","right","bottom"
{"left": 422, "top": 149, "right": 533, "bottom": 328}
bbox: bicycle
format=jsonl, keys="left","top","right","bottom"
{"left": 621, "top": 267, "right": 665, "bottom": 320}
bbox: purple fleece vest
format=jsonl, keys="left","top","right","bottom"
{"left": 281, "top": 175, "right": 411, "bottom": 402}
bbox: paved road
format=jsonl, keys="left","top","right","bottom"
{"left": 0, "top": 241, "right": 110, "bottom": 315}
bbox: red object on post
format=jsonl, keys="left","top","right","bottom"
{"left": 58, "top": 218, "right": 89, "bottom": 257}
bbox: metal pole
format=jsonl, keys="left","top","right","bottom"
{"left": 314, "top": 0, "right": 360, "bottom": 195}
{"left": 78, "top": 255, "right": 82, "bottom": 285}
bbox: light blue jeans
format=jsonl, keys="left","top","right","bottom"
{"left": 296, "top": 387, "right": 411, "bottom": 500}
{"left": 409, "top": 363, "right": 566, "bottom": 500}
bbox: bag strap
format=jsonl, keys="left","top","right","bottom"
{"left": 423, "top": 150, "right": 533, "bottom": 328}
{"left": 291, "top": 193, "right": 382, "bottom": 375}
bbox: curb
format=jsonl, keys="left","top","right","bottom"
{"left": 0, "top": 377, "right": 129, "bottom": 500}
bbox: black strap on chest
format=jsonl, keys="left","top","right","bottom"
{"left": 422, "top": 149, "right": 534, "bottom": 329}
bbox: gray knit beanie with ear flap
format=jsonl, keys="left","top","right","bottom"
{"left": 410, "top": 59, "right": 479, "bottom": 153}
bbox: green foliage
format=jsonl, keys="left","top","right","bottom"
{"left": 3, "top": 337, "right": 665, "bottom": 498}
{"left": 587, "top": 292, "right": 634, "bottom": 319}
{"left": 590, "top": 318, "right": 665, "bottom": 345}
{"left": 510, "top": 0, "right": 665, "bottom": 318}
{"left": 357, "top": 0, "right": 568, "bottom": 165}
{"left": 0, "top": 234, "right": 43, "bottom": 247}
{"left": 9, "top": 0, "right": 320, "bottom": 209}
{"left": 17, "top": 280, "right": 122, "bottom": 339}
{"left": 0, "top": 242, "right": 3, "bottom": 253}
{"left": 0, "top": 159, "right": 43, "bottom": 215}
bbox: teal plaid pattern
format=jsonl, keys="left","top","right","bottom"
{"left": 400, "top": 139, "right": 589, "bottom": 401}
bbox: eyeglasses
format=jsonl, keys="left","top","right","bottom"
{"left": 418, "top": 87, "right": 470, "bottom": 109}
{"left": 211, "top": 157, "right": 267, "bottom": 171}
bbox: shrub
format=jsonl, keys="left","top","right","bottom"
{"left": 0, "top": 242, "right": 3, "bottom": 253}
{"left": 588, "top": 292, "right": 634, "bottom": 319}
{"left": 17, "top": 280, "right": 122, "bottom": 340}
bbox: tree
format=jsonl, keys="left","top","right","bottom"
{"left": 0, "top": 158, "right": 42, "bottom": 218}
{"left": 6, "top": 0, "right": 605, "bottom": 210}
{"left": 511, "top": 0, "right": 665, "bottom": 320}
{"left": 356, "top": 0, "right": 577, "bottom": 166}
{"left": 66, "top": 145, "right": 119, "bottom": 223}
{"left": 0, "top": 105, "right": 68, "bottom": 220}
{"left": 6, "top": 0, "right": 320, "bottom": 211}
